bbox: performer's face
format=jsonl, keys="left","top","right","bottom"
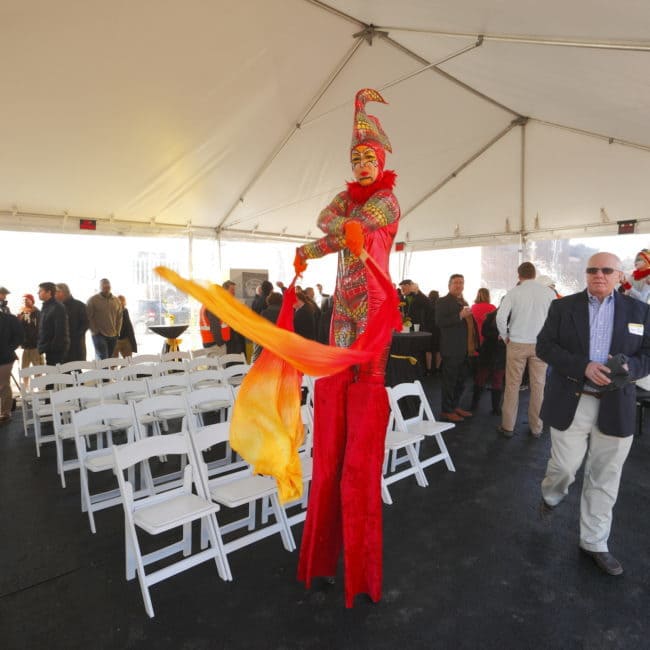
{"left": 351, "top": 145, "right": 379, "bottom": 185}
{"left": 635, "top": 254, "right": 647, "bottom": 270}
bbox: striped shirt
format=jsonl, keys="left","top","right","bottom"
{"left": 588, "top": 291, "right": 615, "bottom": 365}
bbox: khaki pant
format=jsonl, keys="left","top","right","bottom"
{"left": 541, "top": 395, "right": 633, "bottom": 552}
{"left": 21, "top": 348, "right": 43, "bottom": 369}
{"left": 502, "top": 341, "right": 547, "bottom": 434}
{"left": 114, "top": 338, "right": 134, "bottom": 358}
{"left": 0, "top": 361, "right": 14, "bottom": 417}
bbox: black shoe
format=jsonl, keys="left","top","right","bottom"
{"left": 580, "top": 548, "right": 623, "bottom": 576}
{"left": 539, "top": 498, "right": 555, "bottom": 521}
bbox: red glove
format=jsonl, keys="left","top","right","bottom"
{"left": 344, "top": 221, "right": 364, "bottom": 256}
{"left": 294, "top": 249, "right": 307, "bottom": 275}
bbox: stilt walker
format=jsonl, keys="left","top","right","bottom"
{"left": 294, "top": 88, "right": 400, "bottom": 607}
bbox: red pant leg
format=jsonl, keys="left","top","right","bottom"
{"left": 341, "top": 378, "right": 389, "bottom": 607}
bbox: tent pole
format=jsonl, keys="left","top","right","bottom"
{"left": 215, "top": 36, "right": 365, "bottom": 231}
{"left": 519, "top": 118, "right": 528, "bottom": 263}
{"left": 374, "top": 26, "right": 650, "bottom": 53}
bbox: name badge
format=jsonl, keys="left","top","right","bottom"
{"left": 628, "top": 323, "right": 644, "bottom": 336}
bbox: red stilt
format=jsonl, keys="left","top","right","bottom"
{"left": 297, "top": 369, "right": 353, "bottom": 587}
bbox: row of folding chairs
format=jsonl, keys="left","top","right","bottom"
{"left": 20, "top": 351, "right": 247, "bottom": 378}
{"left": 77, "top": 395, "right": 313, "bottom": 617}
{"left": 21, "top": 363, "right": 251, "bottom": 453}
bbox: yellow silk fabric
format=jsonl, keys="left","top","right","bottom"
{"left": 155, "top": 267, "right": 376, "bottom": 502}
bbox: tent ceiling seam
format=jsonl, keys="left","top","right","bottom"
{"left": 304, "top": 0, "right": 367, "bottom": 29}
{"left": 402, "top": 117, "right": 523, "bottom": 221}
{"left": 375, "top": 26, "right": 650, "bottom": 52}
{"left": 531, "top": 118, "right": 650, "bottom": 154}
{"left": 383, "top": 35, "right": 521, "bottom": 118}
{"left": 216, "top": 35, "right": 366, "bottom": 232}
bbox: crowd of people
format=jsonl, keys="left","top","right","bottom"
{"left": 0, "top": 279, "right": 138, "bottom": 421}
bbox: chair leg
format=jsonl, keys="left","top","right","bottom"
{"left": 406, "top": 444, "right": 428, "bottom": 487}
{"left": 205, "top": 514, "right": 232, "bottom": 582}
{"left": 381, "top": 478, "right": 393, "bottom": 505}
{"left": 270, "top": 494, "right": 296, "bottom": 552}
{"left": 436, "top": 433, "right": 456, "bottom": 472}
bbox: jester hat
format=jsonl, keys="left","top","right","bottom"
{"left": 351, "top": 88, "right": 392, "bottom": 172}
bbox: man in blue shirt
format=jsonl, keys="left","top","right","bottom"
{"left": 536, "top": 252, "right": 650, "bottom": 576}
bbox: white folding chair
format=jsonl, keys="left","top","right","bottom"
{"left": 129, "top": 354, "right": 162, "bottom": 366}
{"left": 190, "top": 347, "right": 224, "bottom": 360}
{"left": 18, "top": 364, "right": 58, "bottom": 437}
{"left": 218, "top": 353, "right": 246, "bottom": 368}
{"left": 185, "top": 387, "right": 238, "bottom": 473}
{"left": 187, "top": 356, "right": 223, "bottom": 373}
{"left": 72, "top": 403, "right": 140, "bottom": 533}
{"left": 187, "top": 369, "right": 225, "bottom": 391}
{"left": 387, "top": 380, "right": 456, "bottom": 473}
{"left": 95, "top": 356, "right": 129, "bottom": 370}
{"left": 113, "top": 365, "right": 157, "bottom": 382}
{"left": 101, "top": 379, "right": 150, "bottom": 405}
{"left": 185, "top": 408, "right": 296, "bottom": 556}
{"left": 146, "top": 374, "right": 190, "bottom": 398}
{"left": 50, "top": 385, "right": 104, "bottom": 487}
{"left": 161, "top": 350, "right": 191, "bottom": 362}
{"left": 381, "top": 411, "right": 428, "bottom": 505}
{"left": 75, "top": 368, "right": 114, "bottom": 387}
{"left": 154, "top": 360, "right": 188, "bottom": 376}
{"left": 57, "top": 360, "right": 96, "bottom": 374}
{"left": 220, "top": 363, "right": 251, "bottom": 387}
{"left": 112, "top": 432, "right": 231, "bottom": 617}
{"left": 29, "top": 373, "right": 77, "bottom": 457}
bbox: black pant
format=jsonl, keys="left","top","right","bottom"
{"left": 441, "top": 355, "right": 468, "bottom": 412}
{"left": 44, "top": 351, "right": 65, "bottom": 366}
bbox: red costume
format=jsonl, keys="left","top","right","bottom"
{"left": 295, "top": 88, "right": 400, "bottom": 607}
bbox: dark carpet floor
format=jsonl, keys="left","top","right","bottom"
{"left": 2, "top": 376, "right": 650, "bottom": 650}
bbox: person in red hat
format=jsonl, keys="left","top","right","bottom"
{"left": 294, "top": 89, "right": 400, "bottom": 607}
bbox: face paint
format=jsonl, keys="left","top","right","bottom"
{"left": 351, "top": 145, "right": 379, "bottom": 185}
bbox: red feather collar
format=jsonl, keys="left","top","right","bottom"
{"left": 633, "top": 267, "right": 650, "bottom": 281}
{"left": 346, "top": 170, "right": 397, "bottom": 204}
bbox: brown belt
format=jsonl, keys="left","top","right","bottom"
{"left": 576, "top": 391, "right": 602, "bottom": 399}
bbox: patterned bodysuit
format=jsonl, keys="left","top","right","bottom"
{"left": 298, "top": 175, "right": 400, "bottom": 378}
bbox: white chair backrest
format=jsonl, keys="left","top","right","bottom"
{"left": 187, "top": 369, "right": 224, "bottom": 389}
{"left": 30, "top": 373, "right": 77, "bottom": 392}
{"left": 184, "top": 414, "right": 231, "bottom": 490}
{"left": 155, "top": 360, "right": 188, "bottom": 376}
{"left": 387, "top": 381, "right": 436, "bottom": 429}
{"left": 113, "top": 431, "right": 192, "bottom": 473}
{"left": 129, "top": 354, "right": 162, "bottom": 366}
{"left": 220, "top": 363, "right": 251, "bottom": 384}
{"left": 161, "top": 350, "right": 191, "bottom": 362}
{"left": 101, "top": 379, "right": 149, "bottom": 403}
{"left": 132, "top": 394, "right": 188, "bottom": 436}
{"left": 112, "top": 365, "right": 156, "bottom": 381}
{"left": 185, "top": 385, "right": 234, "bottom": 412}
{"left": 146, "top": 374, "right": 190, "bottom": 396}
{"left": 19, "top": 364, "right": 58, "bottom": 379}
{"left": 187, "top": 356, "right": 222, "bottom": 372}
{"left": 72, "top": 402, "right": 136, "bottom": 433}
{"left": 51, "top": 385, "right": 103, "bottom": 414}
{"left": 218, "top": 353, "right": 246, "bottom": 368}
{"left": 191, "top": 347, "right": 223, "bottom": 359}
{"left": 75, "top": 368, "right": 114, "bottom": 386}
{"left": 95, "top": 357, "right": 129, "bottom": 370}
{"left": 57, "top": 360, "right": 96, "bottom": 374}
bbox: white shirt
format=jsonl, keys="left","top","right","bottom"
{"left": 496, "top": 279, "right": 555, "bottom": 344}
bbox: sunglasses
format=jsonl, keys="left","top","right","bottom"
{"left": 585, "top": 267, "right": 620, "bottom": 275}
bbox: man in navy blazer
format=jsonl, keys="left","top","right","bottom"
{"left": 536, "top": 252, "right": 650, "bottom": 576}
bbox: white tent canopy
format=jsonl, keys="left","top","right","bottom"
{"left": 2, "top": 0, "right": 650, "bottom": 250}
